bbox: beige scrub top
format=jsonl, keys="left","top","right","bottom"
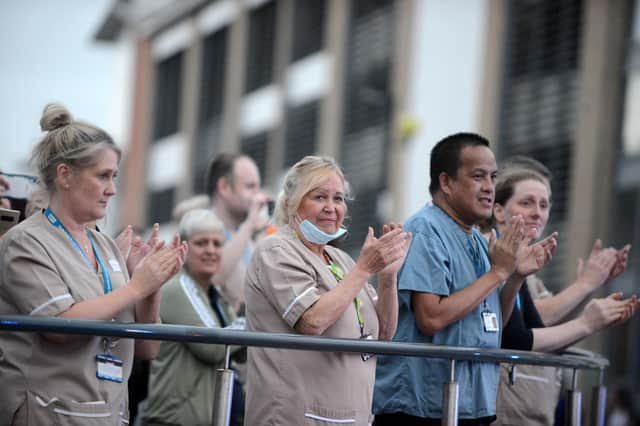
{"left": 494, "top": 275, "right": 561, "bottom": 426}
{"left": 0, "top": 212, "right": 134, "bottom": 425}
{"left": 245, "top": 226, "right": 380, "bottom": 426}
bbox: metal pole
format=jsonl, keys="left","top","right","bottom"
{"left": 566, "top": 369, "right": 582, "bottom": 426}
{"left": 224, "top": 345, "right": 231, "bottom": 369}
{"left": 212, "top": 345, "right": 234, "bottom": 426}
{"left": 589, "top": 369, "right": 607, "bottom": 426}
{"left": 441, "top": 359, "right": 459, "bottom": 426}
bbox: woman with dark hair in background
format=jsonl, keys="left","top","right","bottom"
{"left": 0, "top": 103, "right": 186, "bottom": 425}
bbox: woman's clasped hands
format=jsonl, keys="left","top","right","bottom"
{"left": 355, "top": 223, "right": 412, "bottom": 277}
{"left": 128, "top": 231, "right": 188, "bottom": 300}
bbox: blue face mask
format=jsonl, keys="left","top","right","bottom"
{"left": 298, "top": 219, "right": 347, "bottom": 245}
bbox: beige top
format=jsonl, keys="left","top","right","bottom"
{"left": 0, "top": 212, "right": 134, "bottom": 425}
{"left": 495, "top": 275, "right": 561, "bottom": 426}
{"left": 245, "top": 226, "right": 379, "bottom": 426}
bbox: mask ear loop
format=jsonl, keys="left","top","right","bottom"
{"left": 290, "top": 214, "right": 306, "bottom": 242}
{"left": 291, "top": 213, "right": 303, "bottom": 227}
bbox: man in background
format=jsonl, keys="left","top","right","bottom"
{"left": 205, "top": 153, "right": 269, "bottom": 313}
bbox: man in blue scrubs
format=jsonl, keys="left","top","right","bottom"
{"left": 373, "top": 133, "right": 556, "bottom": 425}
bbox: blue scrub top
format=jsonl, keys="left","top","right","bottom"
{"left": 373, "top": 204, "right": 501, "bottom": 419}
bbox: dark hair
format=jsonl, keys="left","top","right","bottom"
{"left": 429, "top": 132, "right": 490, "bottom": 195}
{"left": 494, "top": 168, "right": 550, "bottom": 206}
{"left": 500, "top": 155, "right": 553, "bottom": 181}
{"left": 204, "top": 153, "right": 242, "bottom": 196}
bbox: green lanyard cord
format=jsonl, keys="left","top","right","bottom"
{"left": 327, "top": 259, "right": 365, "bottom": 335}
{"left": 293, "top": 227, "right": 367, "bottom": 335}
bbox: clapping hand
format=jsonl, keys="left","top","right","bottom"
{"left": 129, "top": 233, "right": 187, "bottom": 299}
{"left": 576, "top": 240, "right": 623, "bottom": 292}
{"left": 378, "top": 223, "right": 413, "bottom": 280}
{"left": 126, "top": 223, "right": 160, "bottom": 273}
{"left": 607, "top": 243, "right": 631, "bottom": 282}
{"left": 581, "top": 292, "right": 639, "bottom": 333}
{"left": 245, "top": 192, "right": 270, "bottom": 234}
{"left": 0, "top": 173, "right": 10, "bottom": 209}
{"left": 488, "top": 215, "right": 526, "bottom": 279}
{"left": 356, "top": 225, "right": 411, "bottom": 275}
{"left": 514, "top": 232, "right": 558, "bottom": 277}
{"left": 114, "top": 225, "right": 133, "bottom": 259}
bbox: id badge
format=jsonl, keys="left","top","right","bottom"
{"left": 96, "top": 354, "right": 123, "bottom": 383}
{"left": 482, "top": 310, "right": 499, "bottom": 333}
{"left": 360, "top": 334, "right": 375, "bottom": 362}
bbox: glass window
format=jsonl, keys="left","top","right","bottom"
{"left": 147, "top": 187, "right": 175, "bottom": 225}
{"left": 152, "top": 52, "right": 183, "bottom": 141}
{"left": 245, "top": 1, "right": 277, "bottom": 93}
{"left": 497, "top": 0, "right": 583, "bottom": 291}
{"left": 622, "top": 1, "right": 640, "bottom": 156}
{"left": 241, "top": 132, "right": 268, "bottom": 181}
{"left": 283, "top": 101, "right": 319, "bottom": 168}
{"left": 193, "top": 28, "right": 228, "bottom": 193}
{"left": 291, "top": 0, "right": 326, "bottom": 62}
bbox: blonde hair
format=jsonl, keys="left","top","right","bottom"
{"left": 273, "top": 156, "right": 351, "bottom": 226}
{"left": 179, "top": 209, "right": 224, "bottom": 240}
{"left": 31, "top": 103, "right": 121, "bottom": 191}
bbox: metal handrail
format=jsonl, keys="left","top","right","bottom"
{"left": 0, "top": 315, "right": 608, "bottom": 370}
{"left": 0, "top": 315, "right": 610, "bottom": 426}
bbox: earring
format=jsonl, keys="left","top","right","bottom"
{"left": 65, "top": 184, "right": 70, "bottom": 190}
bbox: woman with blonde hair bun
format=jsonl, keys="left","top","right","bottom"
{"left": 0, "top": 103, "right": 186, "bottom": 425}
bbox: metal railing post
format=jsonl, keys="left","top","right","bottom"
{"left": 589, "top": 369, "right": 607, "bottom": 426}
{"left": 566, "top": 368, "right": 582, "bottom": 426}
{"left": 212, "top": 345, "right": 234, "bottom": 426}
{"left": 441, "top": 359, "right": 459, "bottom": 426}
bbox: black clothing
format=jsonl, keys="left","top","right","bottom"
{"left": 501, "top": 280, "right": 546, "bottom": 350}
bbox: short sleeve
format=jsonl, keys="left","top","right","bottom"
{"left": 398, "top": 230, "right": 451, "bottom": 296}
{"left": 1, "top": 232, "right": 75, "bottom": 316}
{"left": 254, "top": 244, "right": 321, "bottom": 328}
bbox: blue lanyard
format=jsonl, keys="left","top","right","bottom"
{"left": 467, "top": 233, "right": 490, "bottom": 309}
{"left": 44, "top": 208, "right": 113, "bottom": 294}
{"left": 466, "top": 234, "right": 488, "bottom": 278}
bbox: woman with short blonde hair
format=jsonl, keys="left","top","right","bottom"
{"left": 144, "top": 208, "right": 244, "bottom": 426}
{"left": 245, "top": 155, "right": 412, "bottom": 425}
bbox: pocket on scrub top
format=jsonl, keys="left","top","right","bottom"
{"left": 304, "top": 406, "right": 357, "bottom": 425}
{"left": 27, "top": 391, "right": 115, "bottom": 426}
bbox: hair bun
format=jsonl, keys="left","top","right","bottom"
{"left": 40, "top": 103, "right": 73, "bottom": 131}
